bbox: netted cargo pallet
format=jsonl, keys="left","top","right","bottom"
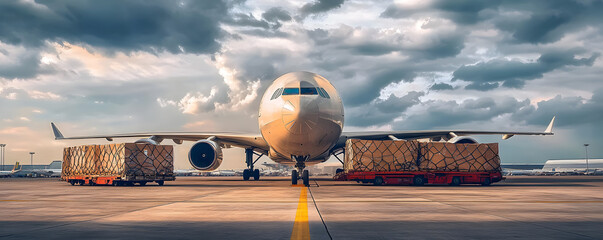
{"left": 62, "top": 143, "right": 174, "bottom": 181}
{"left": 344, "top": 139, "right": 501, "bottom": 173}
{"left": 345, "top": 139, "right": 419, "bottom": 172}
{"left": 419, "top": 142, "right": 501, "bottom": 172}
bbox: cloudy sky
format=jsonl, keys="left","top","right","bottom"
{"left": 1, "top": 0, "right": 602, "bottom": 169}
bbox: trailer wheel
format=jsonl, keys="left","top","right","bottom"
{"left": 374, "top": 177, "right": 384, "bottom": 186}
{"left": 70, "top": 180, "right": 75, "bottom": 186}
{"left": 481, "top": 178, "right": 491, "bottom": 186}
{"left": 157, "top": 180, "right": 164, "bottom": 186}
{"left": 413, "top": 176, "right": 425, "bottom": 186}
{"left": 450, "top": 177, "right": 461, "bottom": 186}
{"left": 139, "top": 181, "right": 147, "bottom": 186}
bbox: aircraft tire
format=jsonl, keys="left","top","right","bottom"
{"left": 291, "top": 170, "right": 298, "bottom": 185}
{"left": 243, "top": 169, "right": 250, "bottom": 181}
{"left": 302, "top": 170, "right": 309, "bottom": 186}
{"left": 253, "top": 169, "right": 260, "bottom": 181}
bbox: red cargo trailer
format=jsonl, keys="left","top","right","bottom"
{"left": 334, "top": 139, "right": 504, "bottom": 186}
{"left": 62, "top": 143, "right": 175, "bottom": 186}
{"left": 336, "top": 170, "right": 503, "bottom": 186}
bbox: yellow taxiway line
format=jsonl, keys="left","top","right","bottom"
{"left": 291, "top": 187, "right": 310, "bottom": 240}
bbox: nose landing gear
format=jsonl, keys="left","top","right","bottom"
{"left": 292, "top": 155, "right": 310, "bottom": 186}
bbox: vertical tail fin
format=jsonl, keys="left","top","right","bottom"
{"left": 12, "top": 162, "right": 20, "bottom": 172}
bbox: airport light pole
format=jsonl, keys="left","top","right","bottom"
{"left": 29, "top": 152, "right": 35, "bottom": 167}
{"left": 0, "top": 144, "right": 5, "bottom": 171}
{"left": 584, "top": 144, "right": 590, "bottom": 175}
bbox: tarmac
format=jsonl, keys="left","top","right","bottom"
{"left": 1, "top": 176, "right": 603, "bottom": 240}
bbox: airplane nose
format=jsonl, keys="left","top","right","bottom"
{"left": 282, "top": 98, "right": 319, "bottom": 135}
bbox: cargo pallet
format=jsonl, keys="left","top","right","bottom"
{"left": 336, "top": 171, "right": 504, "bottom": 186}
{"left": 65, "top": 175, "right": 175, "bottom": 186}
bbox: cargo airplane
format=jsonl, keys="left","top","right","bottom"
{"left": 51, "top": 71, "right": 555, "bottom": 185}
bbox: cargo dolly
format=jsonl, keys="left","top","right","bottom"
{"left": 335, "top": 171, "right": 504, "bottom": 186}
{"left": 65, "top": 175, "right": 175, "bottom": 186}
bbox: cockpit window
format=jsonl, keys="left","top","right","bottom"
{"left": 270, "top": 88, "right": 281, "bottom": 100}
{"left": 318, "top": 87, "right": 330, "bottom": 99}
{"left": 270, "top": 88, "right": 282, "bottom": 100}
{"left": 317, "top": 88, "right": 326, "bottom": 98}
{"left": 282, "top": 88, "right": 300, "bottom": 95}
{"left": 300, "top": 87, "right": 318, "bottom": 95}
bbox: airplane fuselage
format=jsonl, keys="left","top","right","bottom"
{"left": 258, "top": 72, "right": 344, "bottom": 165}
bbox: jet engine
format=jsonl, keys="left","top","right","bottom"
{"left": 188, "top": 139, "right": 223, "bottom": 171}
{"left": 448, "top": 136, "right": 478, "bottom": 144}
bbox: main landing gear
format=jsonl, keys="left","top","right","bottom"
{"left": 291, "top": 156, "right": 310, "bottom": 186}
{"left": 243, "top": 148, "right": 263, "bottom": 181}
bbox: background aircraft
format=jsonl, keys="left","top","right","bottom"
{"left": 0, "top": 162, "right": 21, "bottom": 178}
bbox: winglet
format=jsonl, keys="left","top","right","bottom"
{"left": 544, "top": 116, "right": 555, "bottom": 133}
{"left": 51, "top": 122, "right": 65, "bottom": 140}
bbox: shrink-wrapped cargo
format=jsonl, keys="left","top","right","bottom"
{"left": 62, "top": 143, "right": 174, "bottom": 181}
{"left": 419, "top": 142, "right": 501, "bottom": 172}
{"left": 345, "top": 139, "right": 419, "bottom": 172}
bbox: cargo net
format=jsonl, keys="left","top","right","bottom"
{"left": 124, "top": 144, "right": 174, "bottom": 178}
{"left": 62, "top": 143, "right": 174, "bottom": 180}
{"left": 419, "top": 142, "right": 501, "bottom": 172}
{"left": 345, "top": 139, "right": 419, "bottom": 172}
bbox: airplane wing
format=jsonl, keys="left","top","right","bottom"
{"left": 334, "top": 117, "right": 555, "bottom": 150}
{"left": 51, "top": 123, "right": 269, "bottom": 153}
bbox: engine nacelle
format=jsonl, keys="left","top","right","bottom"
{"left": 188, "top": 140, "right": 223, "bottom": 171}
{"left": 448, "top": 136, "right": 478, "bottom": 144}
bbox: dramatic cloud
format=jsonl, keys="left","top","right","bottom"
{"left": 0, "top": 0, "right": 229, "bottom": 54}
{"left": 452, "top": 49, "right": 600, "bottom": 90}
{"left": 0, "top": 51, "right": 54, "bottom": 79}
{"left": 381, "top": 0, "right": 603, "bottom": 44}
{"left": 262, "top": 7, "right": 292, "bottom": 24}
{"left": 395, "top": 96, "right": 531, "bottom": 130}
{"left": 347, "top": 91, "right": 424, "bottom": 127}
{"left": 380, "top": 0, "right": 499, "bottom": 23}
{"left": 299, "top": 0, "right": 345, "bottom": 19}
{"left": 513, "top": 89, "right": 603, "bottom": 127}
{"left": 430, "top": 83, "right": 454, "bottom": 91}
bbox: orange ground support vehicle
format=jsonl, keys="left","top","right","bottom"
{"left": 62, "top": 143, "right": 175, "bottom": 186}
